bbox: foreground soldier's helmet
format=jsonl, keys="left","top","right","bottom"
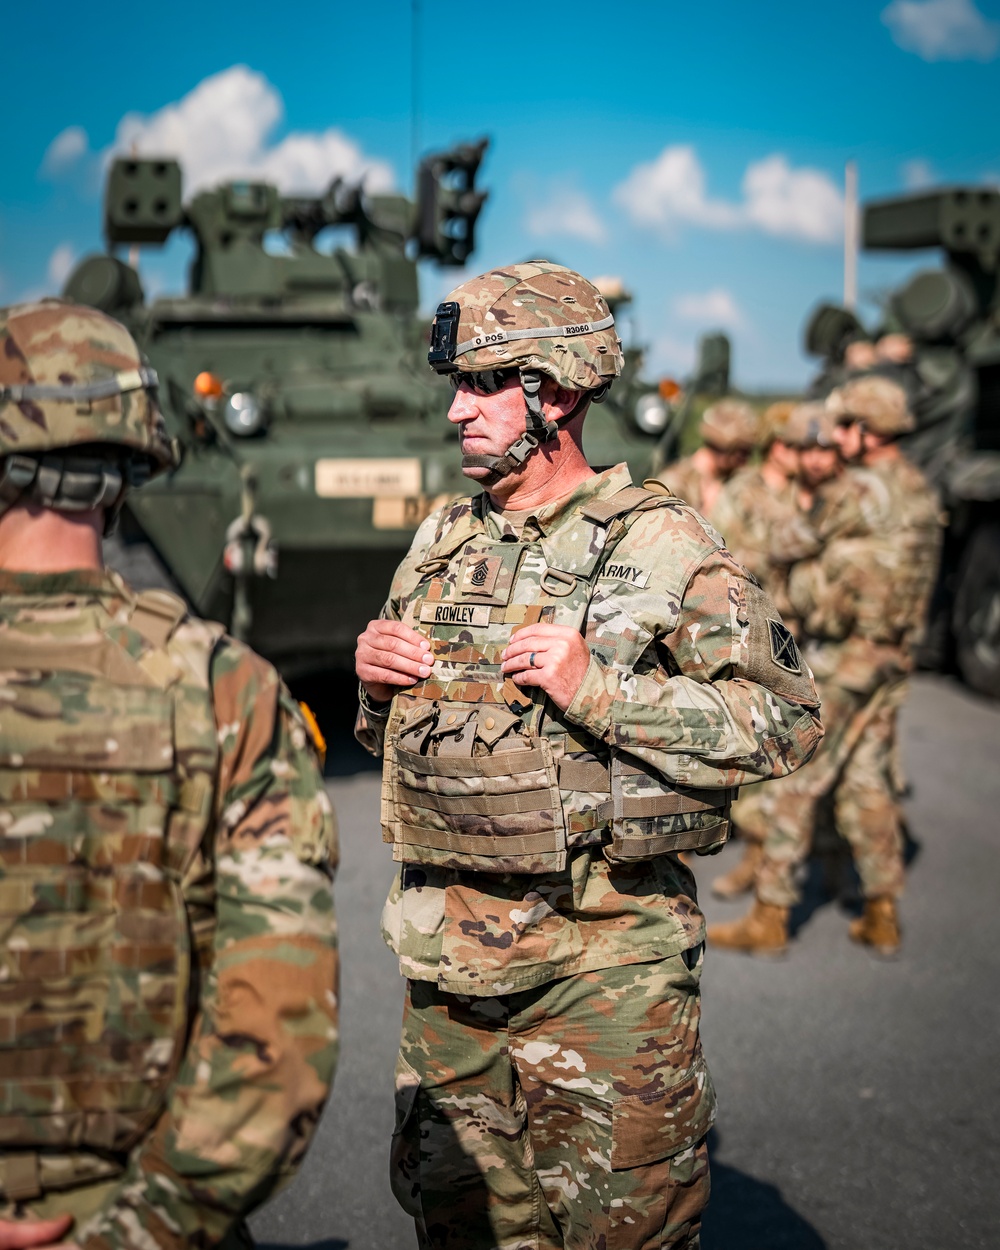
{"left": 827, "top": 375, "right": 914, "bottom": 436}
{"left": 783, "top": 402, "right": 837, "bottom": 449}
{"left": 427, "top": 261, "right": 623, "bottom": 483}
{"left": 0, "top": 299, "right": 174, "bottom": 523}
{"left": 700, "top": 399, "right": 758, "bottom": 452}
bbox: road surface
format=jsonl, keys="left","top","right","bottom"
{"left": 252, "top": 673, "right": 1000, "bottom": 1249}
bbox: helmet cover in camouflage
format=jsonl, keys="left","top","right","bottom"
{"left": 700, "top": 399, "right": 758, "bottom": 452}
{"left": 0, "top": 299, "right": 174, "bottom": 468}
{"left": 827, "top": 375, "right": 914, "bottom": 436}
{"left": 760, "top": 400, "right": 797, "bottom": 448}
{"left": 433, "top": 261, "right": 623, "bottom": 391}
{"left": 783, "top": 401, "right": 837, "bottom": 449}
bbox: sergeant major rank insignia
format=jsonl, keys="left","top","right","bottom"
{"left": 461, "top": 554, "right": 503, "bottom": 596}
{"left": 768, "top": 619, "right": 802, "bottom": 673}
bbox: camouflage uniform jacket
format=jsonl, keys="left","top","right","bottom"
{"left": 710, "top": 466, "right": 819, "bottom": 631}
{"left": 0, "top": 569, "right": 339, "bottom": 1250}
{"left": 357, "top": 464, "right": 822, "bottom": 995}
{"left": 789, "top": 457, "right": 942, "bottom": 693}
{"left": 655, "top": 455, "right": 710, "bottom": 517}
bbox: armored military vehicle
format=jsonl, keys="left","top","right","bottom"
{"left": 806, "top": 187, "right": 1000, "bottom": 699}
{"left": 66, "top": 151, "right": 675, "bottom": 675}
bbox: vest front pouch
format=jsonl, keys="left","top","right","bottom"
{"left": 0, "top": 669, "right": 190, "bottom": 1156}
{"left": 386, "top": 701, "right": 567, "bottom": 874}
{"left": 608, "top": 754, "right": 733, "bottom": 862}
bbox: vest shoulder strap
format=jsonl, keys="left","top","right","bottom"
{"left": 580, "top": 484, "right": 676, "bottom": 525}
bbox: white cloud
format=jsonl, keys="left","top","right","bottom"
{"left": 613, "top": 145, "right": 739, "bottom": 233}
{"left": 614, "top": 145, "right": 843, "bottom": 245}
{"left": 673, "top": 288, "right": 744, "bottom": 328}
{"left": 43, "top": 66, "right": 394, "bottom": 198}
{"left": 882, "top": 0, "right": 1000, "bottom": 61}
{"left": 42, "top": 125, "right": 89, "bottom": 176}
{"left": 741, "top": 155, "right": 844, "bottom": 244}
{"left": 902, "top": 157, "right": 937, "bottom": 188}
{"left": 524, "top": 188, "right": 606, "bottom": 244}
{"left": 47, "top": 244, "right": 76, "bottom": 290}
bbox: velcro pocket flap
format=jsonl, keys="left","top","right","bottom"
{"left": 0, "top": 673, "right": 173, "bottom": 772}
{"left": 610, "top": 1053, "right": 716, "bottom": 1169}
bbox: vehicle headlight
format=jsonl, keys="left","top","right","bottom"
{"left": 223, "top": 391, "right": 264, "bottom": 436}
{"left": 634, "top": 393, "right": 669, "bottom": 435}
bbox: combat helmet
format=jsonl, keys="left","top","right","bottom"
{"left": 826, "top": 376, "right": 914, "bottom": 437}
{"left": 0, "top": 299, "right": 174, "bottom": 528}
{"left": 759, "top": 400, "right": 797, "bottom": 449}
{"left": 427, "top": 261, "right": 623, "bottom": 484}
{"left": 700, "top": 399, "right": 758, "bottom": 452}
{"left": 783, "top": 402, "right": 837, "bottom": 449}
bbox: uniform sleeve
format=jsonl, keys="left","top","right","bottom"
{"left": 565, "top": 534, "right": 824, "bottom": 790}
{"left": 355, "top": 507, "right": 445, "bottom": 758}
{"left": 80, "top": 645, "right": 339, "bottom": 1250}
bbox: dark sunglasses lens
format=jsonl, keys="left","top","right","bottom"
{"left": 450, "top": 369, "right": 515, "bottom": 395}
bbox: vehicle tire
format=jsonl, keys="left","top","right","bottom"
{"left": 953, "top": 522, "right": 1000, "bottom": 700}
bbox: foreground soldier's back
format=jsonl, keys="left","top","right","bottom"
{"left": 0, "top": 300, "right": 339, "bottom": 1249}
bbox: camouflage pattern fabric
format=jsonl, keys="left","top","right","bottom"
{"left": 441, "top": 262, "right": 623, "bottom": 390}
{"left": 0, "top": 569, "right": 338, "bottom": 1250}
{"left": 653, "top": 456, "right": 712, "bottom": 518}
{"left": 0, "top": 300, "right": 173, "bottom": 467}
{"left": 358, "top": 463, "right": 823, "bottom": 997}
{"left": 391, "top": 950, "right": 713, "bottom": 1250}
{"left": 752, "top": 455, "right": 941, "bottom": 907}
{"left": 710, "top": 466, "right": 819, "bottom": 632}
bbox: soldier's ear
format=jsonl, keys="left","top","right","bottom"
{"left": 541, "top": 381, "right": 583, "bottom": 422}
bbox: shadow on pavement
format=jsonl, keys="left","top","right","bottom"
{"left": 703, "top": 1132, "right": 827, "bottom": 1249}
{"left": 256, "top": 1242, "right": 348, "bottom": 1250}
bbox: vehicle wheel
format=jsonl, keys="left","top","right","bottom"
{"left": 953, "top": 523, "right": 1000, "bottom": 700}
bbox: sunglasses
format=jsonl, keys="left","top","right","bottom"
{"left": 448, "top": 368, "right": 520, "bottom": 395}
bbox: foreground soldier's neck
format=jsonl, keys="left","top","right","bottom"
{"left": 485, "top": 424, "right": 595, "bottom": 513}
{"left": 0, "top": 504, "right": 104, "bottom": 572}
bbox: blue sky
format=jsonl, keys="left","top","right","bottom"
{"left": 3, "top": 0, "right": 999, "bottom": 387}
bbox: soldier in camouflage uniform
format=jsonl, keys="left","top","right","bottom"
{"left": 354, "top": 262, "right": 823, "bottom": 1249}
{"left": 0, "top": 301, "right": 339, "bottom": 1249}
{"left": 709, "top": 378, "right": 940, "bottom": 956}
{"left": 709, "top": 403, "right": 821, "bottom": 899}
{"left": 655, "top": 399, "right": 758, "bottom": 521}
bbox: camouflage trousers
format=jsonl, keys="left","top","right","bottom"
{"left": 755, "top": 677, "right": 908, "bottom": 908}
{"left": 391, "top": 952, "right": 715, "bottom": 1250}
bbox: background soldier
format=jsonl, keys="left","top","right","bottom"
{"left": 0, "top": 300, "right": 339, "bottom": 1249}
{"left": 354, "top": 262, "right": 822, "bottom": 1250}
{"left": 711, "top": 401, "right": 822, "bottom": 900}
{"left": 656, "top": 398, "right": 758, "bottom": 519}
{"left": 709, "top": 377, "right": 940, "bottom": 956}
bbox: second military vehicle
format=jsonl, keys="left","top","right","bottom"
{"left": 806, "top": 186, "right": 1000, "bottom": 699}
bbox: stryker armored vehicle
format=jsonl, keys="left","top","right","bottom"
{"left": 66, "top": 150, "right": 673, "bottom": 675}
{"left": 806, "top": 186, "right": 1000, "bottom": 699}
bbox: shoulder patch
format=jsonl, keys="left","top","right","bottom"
{"left": 768, "top": 619, "right": 801, "bottom": 673}
{"left": 298, "top": 700, "right": 328, "bottom": 766}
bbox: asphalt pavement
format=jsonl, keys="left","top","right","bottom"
{"left": 251, "top": 673, "right": 1000, "bottom": 1250}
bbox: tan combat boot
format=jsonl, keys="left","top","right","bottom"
{"left": 849, "top": 896, "right": 901, "bottom": 956}
{"left": 711, "top": 841, "right": 764, "bottom": 899}
{"left": 707, "top": 900, "right": 789, "bottom": 955}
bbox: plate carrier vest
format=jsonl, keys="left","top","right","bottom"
{"left": 0, "top": 585, "right": 221, "bottom": 1196}
{"left": 382, "top": 484, "right": 736, "bottom": 874}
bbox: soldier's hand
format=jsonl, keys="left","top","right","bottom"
{"left": 0, "top": 1216, "right": 77, "bottom": 1249}
{"left": 356, "top": 619, "right": 435, "bottom": 704}
{"left": 501, "top": 624, "right": 591, "bottom": 712}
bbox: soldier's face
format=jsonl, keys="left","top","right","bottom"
{"left": 447, "top": 375, "right": 576, "bottom": 480}
{"left": 800, "top": 446, "right": 840, "bottom": 487}
{"left": 709, "top": 446, "right": 749, "bottom": 478}
{"left": 833, "top": 419, "right": 864, "bottom": 462}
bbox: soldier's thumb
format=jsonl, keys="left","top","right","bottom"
{"left": 0, "top": 1216, "right": 74, "bottom": 1249}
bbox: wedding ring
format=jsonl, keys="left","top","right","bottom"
{"left": 529, "top": 652, "right": 537, "bottom": 668}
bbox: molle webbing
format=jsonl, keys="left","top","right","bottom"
{"left": 559, "top": 758, "right": 731, "bottom": 817}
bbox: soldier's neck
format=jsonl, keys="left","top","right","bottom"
{"left": 861, "top": 441, "right": 900, "bottom": 467}
{"left": 488, "top": 425, "right": 595, "bottom": 513}
{"left": 0, "top": 504, "right": 105, "bottom": 572}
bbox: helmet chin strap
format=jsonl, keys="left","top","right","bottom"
{"left": 461, "top": 371, "right": 602, "bottom": 488}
